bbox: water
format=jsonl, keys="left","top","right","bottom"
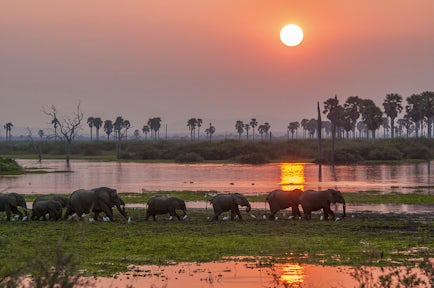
{"left": 0, "top": 159, "right": 432, "bottom": 195}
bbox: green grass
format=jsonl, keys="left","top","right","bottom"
{"left": 0, "top": 209, "right": 432, "bottom": 278}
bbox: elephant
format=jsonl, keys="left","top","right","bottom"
{"left": 145, "top": 196, "right": 187, "bottom": 221}
{"left": 209, "top": 193, "right": 251, "bottom": 221}
{"left": 0, "top": 192, "right": 28, "bottom": 221}
{"left": 31, "top": 199, "right": 63, "bottom": 221}
{"left": 299, "top": 189, "right": 346, "bottom": 220}
{"left": 33, "top": 195, "right": 69, "bottom": 218}
{"left": 64, "top": 187, "right": 129, "bottom": 222}
{"left": 33, "top": 195, "right": 69, "bottom": 208}
{"left": 266, "top": 189, "right": 303, "bottom": 220}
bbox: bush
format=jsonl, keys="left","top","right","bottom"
{"left": 0, "top": 157, "right": 23, "bottom": 174}
{"left": 175, "top": 152, "right": 204, "bottom": 163}
{"left": 233, "top": 153, "right": 269, "bottom": 164}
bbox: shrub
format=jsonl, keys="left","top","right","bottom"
{"left": 233, "top": 153, "right": 269, "bottom": 164}
{"left": 175, "top": 152, "right": 204, "bottom": 163}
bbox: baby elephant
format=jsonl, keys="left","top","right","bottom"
{"left": 145, "top": 196, "right": 187, "bottom": 221}
{"left": 31, "top": 199, "right": 63, "bottom": 221}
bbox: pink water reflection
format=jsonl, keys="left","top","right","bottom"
{"left": 1, "top": 160, "right": 432, "bottom": 195}
{"left": 92, "top": 261, "right": 359, "bottom": 288}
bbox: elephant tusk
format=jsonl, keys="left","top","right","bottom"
{"left": 169, "top": 216, "right": 174, "bottom": 221}
{"left": 128, "top": 216, "right": 132, "bottom": 223}
{"left": 88, "top": 218, "right": 95, "bottom": 223}
{"left": 250, "top": 214, "right": 256, "bottom": 219}
{"left": 182, "top": 215, "right": 188, "bottom": 220}
{"left": 22, "top": 216, "right": 28, "bottom": 221}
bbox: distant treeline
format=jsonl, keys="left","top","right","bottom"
{"left": 0, "top": 138, "right": 432, "bottom": 165}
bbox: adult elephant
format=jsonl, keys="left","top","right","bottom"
{"left": 0, "top": 192, "right": 28, "bottom": 221}
{"left": 64, "top": 187, "right": 129, "bottom": 222}
{"left": 266, "top": 189, "right": 303, "bottom": 220}
{"left": 299, "top": 189, "right": 346, "bottom": 220}
{"left": 145, "top": 196, "right": 187, "bottom": 221}
{"left": 31, "top": 200, "right": 63, "bottom": 221}
{"left": 209, "top": 193, "right": 251, "bottom": 221}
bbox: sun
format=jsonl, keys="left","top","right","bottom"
{"left": 280, "top": 24, "right": 304, "bottom": 47}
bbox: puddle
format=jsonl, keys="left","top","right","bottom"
{"left": 91, "top": 260, "right": 431, "bottom": 288}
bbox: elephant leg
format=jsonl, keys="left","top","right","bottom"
{"left": 292, "top": 205, "right": 301, "bottom": 219}
{"left": 211, "top": 210, "right": 222, "bottom": 221}
{"left": 64, "top": 207, "right": 74, "bottom": 220}
{"left": 234, "top": 207, "right": 242, "bottom": 220}
{"left": 269, "top": 208, "right": 279, "bottom": 220}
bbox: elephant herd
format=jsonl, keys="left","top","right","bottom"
{"left": 0, "top": 187, "right": 346, "bottom": 223}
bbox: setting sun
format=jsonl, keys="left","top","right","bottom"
{"left": 280, "top": 24, "right": 304, "bottom": 47}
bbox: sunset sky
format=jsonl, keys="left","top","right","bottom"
{"left": 1, "top": 1, "right": 434, "bottom": 135}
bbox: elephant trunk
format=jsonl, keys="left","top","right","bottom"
{"left": 245, "top": 203, "right": 251, "bottom": 213}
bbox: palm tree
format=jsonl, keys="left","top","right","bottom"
{"left": 300, "top": 118, "right": 309, "bottom": 138}
{"left": 187, "top": 118, "right": 197, "bottom": 140}
{"left": 133, "top": 129, "right": 140, "bottom": 140}
{"left": 306, "top": 119, "right": 317, "bottom": 138}
{"left": 93, "top": 117, "right": 103, "bottom": 141}
{"left": 250, "top": 118, "right": 258, "bottom": 141}
{"left": 287, "top": 121, "right": 300, "bottom": 140}
{"left": 113, "top": 116, "right": 124, "bottom": 140}
{"left": 196, "top": 118, "right": 203, "bottom": 140}
{"left": 51, "top": 116, "right": 60, "bottom": 140}
{"left": 235, "top": 120, "right": 244, "bottom": 140}
{"left": 123, "top": 120, "right": 131, "bottom": 140}
{"left": 406, "top": 94, "right": 424, "bottom": 137}
{"left": 103, "top": 120, "right": 113, "bottom": 140}
{"left": 205, "top": 122, "right": 216, "bottom": 141}
{"left": 258, "top": 123, "right": 271, "bottom": 141}
{"left": 344, "top": 96, "right": 361, "bottom": 138}
{"left": 87, "top": 117, "right": 95, "bottom": 141}
{"left": 420, "top": 91, "right": 434, "bottom": 138}
{"left": 147, "top": 117, "right": 162, "bottom": 140}
{"left": 142, "top": 125, "right": 150, "bottom": 140}
{"left": 3, "top": 122, "right": 13, "bottom": 141}
{"left": 382, "top": 93, "right": 403, "bottom": 139}
{"left": 243, "top": 123, "right": 250, "bottom": 140}
{"left": 360, "top": 99, "right": 383, "bottom": 141}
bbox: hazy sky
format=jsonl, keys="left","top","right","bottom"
{"left": 1, "top": 1, "right": 434, "bottom": 135}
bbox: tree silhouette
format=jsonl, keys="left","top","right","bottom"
{"left": 235, "top": 120, "right": 244, "bottom": 140}
{"left": 93, "top": 117, "right": 103, "bottom": 141}
{"left": 287, "top": 121, "right": 300, "bottom": 140}
{"left": 360, "top": 99, "right": 383, "bottom": 141}
{"left": 196, "top": 118, "right": 203, "bottom": 140}
{"left": 343, "top": 96, "right": 361, "bottom": 138}
{"left": 51, "top": 116, "right": 60, "bottom": 141}
{"left": 133, "top": 129, "right": 140, "bottom": 140}
{"left": 406, "top": 94, "right": 424, "bottom": 137}
{"left": 147, "top": 117, "right": 162, "bottom": 140}
{"left": 87, "top": 117, "right": 94, "bottom": 141}
{"left": 43, "top": 103, "right": 83, "bottom": 165}
{"left": 205, "top": 122, "right": 215, "bottom": 141}
{"left": 104, "top": 120, "right": 113, "bottom": 140}
{"left": 383, "top": 93, "right": 403, "bottom": 139}
{"left": 187, "top": 118, "right": 197, "bottom": 141}
{"left": 420, "top": 91, "right": 434, "bottom": 138}
{"left": 243, "top": 123, "right": 250, "bottom": 140}
{"left": 3, "top": 122, "right": 13, "bottom": 141}
{"left": 250, "top": 118, "right": 258, "bottom": 141}
{"left": 142, "top": 125, "right": 150, "bottom": 140}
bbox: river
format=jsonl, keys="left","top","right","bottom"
{"left": 0, "top": 159, "right": 432, "bottom": 195}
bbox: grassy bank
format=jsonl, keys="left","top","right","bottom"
{"left": 1, "top": 138, "right": 433, "bottom": 164}
{"left": 0, "top": 209, "right": 432, "bottom": 279}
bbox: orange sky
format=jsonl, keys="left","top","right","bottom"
{"left": 1, "top": 1, "right": 434, "bottom": 135}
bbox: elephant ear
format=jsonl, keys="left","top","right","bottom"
{"left": 231, "top": 193, "right": 248, "bottom": 206}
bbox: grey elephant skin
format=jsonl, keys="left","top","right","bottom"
{"left": 31, "top": 200, "right": 63, "bottom": 221}
{"left": 64, "top": 187, "right": 129, "bottom": 221}
{"left": 210, "top": 193, "right": 251, "bottom": 221}
{"left": 145, "top": 196, "right": 187, "bottom": 221}
{"left": 299, "top": 189, "right": 346, "bottom": 220}
{"left": 266, "top": 189, "right": 302, "bottom": 220}
{"left": 0, "top": 192, "right": 28, "bottom": 221}
{"left": 33, "top": 195, "right": 69, "bottom": 218}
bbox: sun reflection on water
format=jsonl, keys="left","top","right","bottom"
{"left": 280, "top": 163, "right": 305, "bottom": 191}
{"left": 279, "top": 263, "right": 305, "bottom": 285}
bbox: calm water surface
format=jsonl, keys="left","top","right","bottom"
{"left": 0, "top": 159, "right": 432, "bottom": 195}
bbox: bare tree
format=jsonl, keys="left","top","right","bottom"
{"left": 43, "top": 103, "right": 83, "bottom": 165}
